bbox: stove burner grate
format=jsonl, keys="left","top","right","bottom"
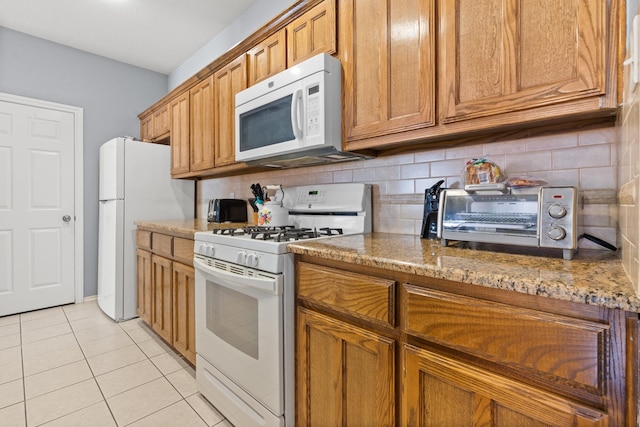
{"left": 211, "top": 225, "right": 344, "bottom": 242}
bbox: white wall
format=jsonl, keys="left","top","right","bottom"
{"left": 0, "top": 26, "right": 168, "bottom": 298}
{"left": 168, "top": 0, "right": 296, "bottom": 90}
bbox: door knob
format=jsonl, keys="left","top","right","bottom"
{"left": 62, "top": 215, "right": 72, "bottom": 222}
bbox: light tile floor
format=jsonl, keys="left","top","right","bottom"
{"left": 0, "top": 299, "right": 234, "bottom": 427}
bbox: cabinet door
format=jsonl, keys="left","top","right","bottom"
{"left": 151, "top": 254, "right": 172, "bottom": 343}
{"left": 214, "top": 55, "right": 247, "bottom": 167}
{"left": 169, "top": 92, "right": 190, "bottom": 175}
{"left": 172, "top": 262, "right": 196, "bottom": 365}
{"left": 136, "top": 249, "right": 152, "bottom": 325}
{"left": 402, "top": 344, "right": 608, "bottom": 427}
{"left": 140, "top": 114, "right": 152, "bottom": 142}
{"left": 439, "top": 0, "right": 606, "bottom": 123}
{"left": 286, "top": 0, "right": 336, "bottom": 67}
{"left": 190, "top": 76, "right": 215, "bottom": 171}
{"left": 152, "top": 104, "right": 170, "bottom": 139}
{"left": 247, "top": 30, "right": 286, "bottom": 86}
{"left": 339, "top": 0, "right": 435, "bottom": 144}
{"left": 296, "top": 307, "right": 395, "bottom": 426}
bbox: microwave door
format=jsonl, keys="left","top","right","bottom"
{"left": 235, "top": 80, "right": 305, "bottom": 162}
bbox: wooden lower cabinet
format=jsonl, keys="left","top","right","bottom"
{"left": 172, "top": 262, "right": 196, "bottom": 365}
{"left": 151, "top": 254, "right": 173, "bottom": 343}
{"left": 136, "top": 249, "right": 152, "bottom": 324}
{"left": 296, "top": 307, "right": 395, "bottom": 426}
{"left": 402, "top": 344, "right": 607, "bottom": 426}
{"left": 295, "top": 256, "right": 637, "bottom": 426}
{"left": 136, "top": 229, "right": 196, "bottom": 364}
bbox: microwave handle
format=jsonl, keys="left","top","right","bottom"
{"left": 290, "top": 88, "right": 303, "bottom": 140}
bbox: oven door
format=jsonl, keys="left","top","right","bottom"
{"left": 194, "top": 256, "right": 284, "bottom": 424}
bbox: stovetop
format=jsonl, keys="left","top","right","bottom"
{"left": 212, "top": 225, "right": 344, "bottom": 242}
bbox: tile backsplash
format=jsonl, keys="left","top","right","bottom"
{"left": 619, "top": 50, "right": 640, "bottom": 293}
{"left": 199, "top": 126, "right": 618, "bottom": 252}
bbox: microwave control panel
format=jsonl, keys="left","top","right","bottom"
{"left": 306, "top": 84, "right": 321, "bottom": 136}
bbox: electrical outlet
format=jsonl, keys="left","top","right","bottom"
{"left": 229, "top": 192, "right": 235, "bottom": 199}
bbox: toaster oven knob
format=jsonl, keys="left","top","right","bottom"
{"left": 548, "top": 204, "right": 567, "bottom": 219}
{"left": 548, "top": 226, "right": 567, "bottom": 241}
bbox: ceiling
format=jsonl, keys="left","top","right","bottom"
{"left": 0, "top": 0, "right": 259, "bottom": 75}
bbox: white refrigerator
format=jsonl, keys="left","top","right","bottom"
{"left": 98, "top": 137, "right": 194, "bottom": 321}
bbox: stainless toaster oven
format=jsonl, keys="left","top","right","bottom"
{"left": 437, "top": 186, "right": 577, "bottom": 259}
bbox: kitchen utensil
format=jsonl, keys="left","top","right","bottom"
{"left": 420, "top": 180, "right": 445, "bottom": 238}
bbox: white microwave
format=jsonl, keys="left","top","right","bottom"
{"left": 235, "top": 53, "right": 367, "bottom": 168}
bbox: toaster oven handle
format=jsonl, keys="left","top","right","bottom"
{"left": 290, "top": 88, "right": 303, "bottom": 140}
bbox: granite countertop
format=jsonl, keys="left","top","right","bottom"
{"left": 287, "top": 232, "right": 640, "bottom": 312}
{"left": 135, "top": 219, "right": 250, "bottom": 239}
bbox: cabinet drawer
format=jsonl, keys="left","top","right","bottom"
{"left": 297, "top": 262, "right": 395, "bottom": 328}
{"left": 151, "top": 233, "right": 173, "bottom": 258}
{"left": 173, "top": 237, "right": 194, "bottom": 265}
{"left": 402, "top": 284, "right": 608, "bottom": 395}
{"left": 136, "top": 230, "right": 152, "bottom": 250}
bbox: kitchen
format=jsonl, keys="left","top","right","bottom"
{"left": 0, "top": 0, "right": 639, "bottom": 426}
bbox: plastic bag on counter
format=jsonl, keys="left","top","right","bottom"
{"left": 463, "top": 158, "right": 504, "bottom": 185}
{"left": 505, "top": 177, "right": 548, "bottom": 188}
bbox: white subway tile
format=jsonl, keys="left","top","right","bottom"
{"left": 401, "top": 163, "right": 430, "bottom": 179}
{"left": 504, "top": 151, "right": 552, "bottom": 173}
{"left": 579, "top": 167, "right": 617, "bottom": 190}
{"left": 553, "top": 145, "right": 611, "bottom": 169}
{"left": 525, "top": 132, "right": 578, "bottom": 151}
{"left": 415, "top": 149, "right": 446, "bottom": 163}
{"left": 402, "top": 204, "right": 424, "bottom": 220}
{"left": 374, "top": 165, "right": 401, "bottom": 181}
{"left": 431, "top": 159, "right": 467, "bottom": 178}
{"left": 445, "top": 145, "right": 484, "bottom": 160}
{"left": 332, "top": 170, "right": 353, "bottom": 183}
{"left": 384, "top": 153, "right": 415, "bottom": 165}
{"left": 483, "top": 139, "right": 526, "bottom": 155}
{"left": 578, "top": 127, "right": 616, "bottom": 146}
{"left": 386, "top": 180, "right": 415, "bottom": 195}
{"left": 353, "top": 167, "right": 376, "bottom": 182}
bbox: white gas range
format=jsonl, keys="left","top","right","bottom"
{"left": 193, "top": 183, "right": 371, "bottom": 427}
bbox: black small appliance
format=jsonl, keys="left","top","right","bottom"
{"left": 420, "top": 180, "right": 445, "bottom": 238}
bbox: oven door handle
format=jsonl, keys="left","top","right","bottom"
{"left": 194, "top": 258, "right": 283, "bottom": 295}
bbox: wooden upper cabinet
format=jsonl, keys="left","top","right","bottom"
{"left": 169, "top": 92, "right": 190, "bottom": 175}
{"left": 152, "top": 104, "right": 170, "bottom": 139}
{"left": 339, "top": 0, "right": 436, "bottom": 144}
{"left": 140, "top": 114, "right": 152, "bottom": 142}
{"left": 190, "top": 76, "right": 215, "bottom": 171}
{"left": 439, "top": 0, "right": 607, "bottom": 123}
{"left": 287, "top": 0, "right": 336, "bottom": 66}
{"left": 247, "top": 30, "right": 287, "bottom": 86}
{"left": 214, "top": 54, "right": 247, "bottom": 167}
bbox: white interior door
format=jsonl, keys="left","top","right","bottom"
{"left": 0, "top": 97, "right": 77, "bottom": 316}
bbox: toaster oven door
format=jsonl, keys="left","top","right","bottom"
{"left": 439, "top": 189, "right": 540, "bottom": 246}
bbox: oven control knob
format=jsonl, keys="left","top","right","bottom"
{"left": 205, "top": 244, "right": 215, "bottom": 257}
{"left": 237, "top": 251, "right": 247, "bottom": 264}
{"left": 548, "top": 226, "right": 566, "bottom": 241}
{"left": 246, "top": 253, "right": 259, "bottom": 267}
{"left": 548, "top": 204, "right": 567, "bottom": 219}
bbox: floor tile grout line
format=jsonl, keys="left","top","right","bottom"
{"left": 120, "top": 321, "right": 215, "bottom": 427}
{"left": 64, "top": 305, "right": 120, "bottom": 427}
